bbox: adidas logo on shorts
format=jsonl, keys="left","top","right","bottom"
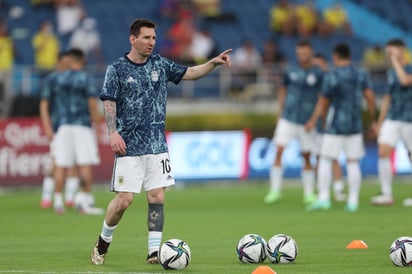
{"left": 167, "top": 175, "right": 174, "bottom": 181}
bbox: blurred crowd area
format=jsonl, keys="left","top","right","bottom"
{"left": 0, "top": 0, "right": 411, "bottom": 117}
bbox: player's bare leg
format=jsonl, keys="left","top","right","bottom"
{"left": 91, "top": 192, "right": 134, "bottom": 265}
{"left": 264, "top": 146, "right": 284, "bottom": 204}
{"left": 371, "top": 143, "right": 394, "bottom": 205}
{"left": 146, "top": 187, "right": 166, "bottom": 264}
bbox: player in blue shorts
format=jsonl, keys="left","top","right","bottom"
{"left": 91, "top": 19, "right": 232, "bottom": 265}
{"left": 305, "top": 43, "right": 376, "bottom": 212}
{"left": 264, "top": 41, "right": 323, "bottom": 205}
{"left": 370, "top": 39, "right": 412, "bottom": 207}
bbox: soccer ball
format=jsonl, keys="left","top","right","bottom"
{"left": 159, "top": 239, "right": 191, "bottom": 270}
{"left": 389, "top": 236, "right": 412, "bottom": 267}
{"left": 236, "top": 234, "right": 267, "bottom": 263}
{"left": 266, "top": 234, "right": 298, "bottom": 263}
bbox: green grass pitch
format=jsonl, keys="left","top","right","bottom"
{"left": 0, "top": 178, "right": 412, "bottom": 273}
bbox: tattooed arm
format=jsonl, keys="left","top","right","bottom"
{"left": 103, "top": 100, "right": 126, "bottom": 155}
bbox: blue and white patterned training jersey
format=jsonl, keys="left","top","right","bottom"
{"left": 321, "top": 65, "right": 372, "bottom": 135}
{"left": 100, "top": 54, "right": 187, "bottom": 156}
{"left": 281, "top": 64, "right": 324, "bottom": 125}
{"left": 41, "top": 70, "right": 97, "bottom": 132}
{"left": 386, "top": 65, "right": 412, "bottom": 122}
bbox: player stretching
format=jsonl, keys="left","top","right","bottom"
{"left": 371, "top": 39, "right": 412, "bottom": 206}
{"left": 264, "top": 41, "right": 323, "bottom": 205}
{"left": 91, "top": 19, "right": 231, "bottom": 265}
{"left": 306, "top": 43, "right": 376, "bottom": 212}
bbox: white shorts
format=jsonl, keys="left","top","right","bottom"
{"left": 53, "top": 125, "right": 100, "bottom": 167}
{"left": 320, "top": 133, "right": 365, "bottom": 160}
{"left": 274, "top": 118, "right": 315, "bottom": 152}
{"left": 378, "top": 119, "right": 412, "bottom": 151}
{"left": 110, "top": 152, "right": 175, "bottom": 193}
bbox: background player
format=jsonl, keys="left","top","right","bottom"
{"left": 40, "top": 48, "right": 102, "bottom": 214}
{"left": 312, "top": 53, "right": 346, "bottom": 202}
{"left": 371, "top": 39, "right": 412, "bottom": 207}
{"left": 306, "top": 43, "right": 376, "bottom": 212}
{"left": 91, "top": 19, "right": 231, "bottom": 265}
{"left": 39, "top": 51, "right": 80, "bottom": 209}
{"left": 264, "top": 41, "right": 323, "bottom": 205}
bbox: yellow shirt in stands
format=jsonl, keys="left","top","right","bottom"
{"left": 295, "top": 5, "right": 317, "bottom": 30}
{"left": 0, "top": 36, "right": 13, "bottom": 70}
{"left": 323, "top": 7, "right": 347, "bottom": 28}
{"left": 32, "top": 33, "right": 59, "bottom": 70}
{"left": 270, "top": 6, "right": 293, "bottom": 31}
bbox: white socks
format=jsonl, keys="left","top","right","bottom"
{"left": 65, "top": 176, "right": 80, "bottom": 203}
{"left": 346, "top": 161, "right": 361, "bottom": 205}
{"left": 101, "top": 220, "right": 118, "bottom": 243}
{"left": 378, "top": 158, "right": 392, "bottom": 196}
{"left": 269, "top": 166, "right": 283, "bottom": 192}
{"left": 54, "top": 192, "right": 64, "bottom": 209}
{"left": 317, "top": 158, "right": 332, "bottom": 201}
{"left": 333, "top": 179, "right": 344, "bottom": 193}
{"left": 301, "top": 169, "right": 315, "bottom": 198}
{"left": 148, "top": 231, "right": 162, "bottom": 255}
{"left": 41, "top": 176, "right": 55, "bottom": 201}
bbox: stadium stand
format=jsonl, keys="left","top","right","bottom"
{"left": 1, "top": 0, "right": 412, "bottom": 101}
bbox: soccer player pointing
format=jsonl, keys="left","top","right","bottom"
{"left": 91, "top": 19, "right": 231, "bottom": 265}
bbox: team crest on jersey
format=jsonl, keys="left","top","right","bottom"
{"left": 151, "top": 70, "right": 159, "bottom": 82}
{"left": 306, "top": 73, "right": 317, "bottom": 85}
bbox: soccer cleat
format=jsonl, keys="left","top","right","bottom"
{"left": 370, "top": 194, "right": 394, "bottom": 206}
{"left": 403, "top": 198, "right": 412, "bottom": 207}
{"left": 91, "top": 245, "right": 106, "bottom": 265}
{"left": 91, "top": 236, "right": 110, "bottom": 265}
{"left": 146, "top": 251, "right": 159, "bottom": 264}
{"left": 303, "top": 194, "right": 316, "bottom": 204}
{"left": 264, "top": 191, "right": 282, "bottom": 204}
{"left": 344, "top": 203, "right": 359, "bottom": 212}
{"left": 40, "top": 200, "right": 52, "bottom": 209}
{"left": 306, "top": 199, "right": 331, "bottom": 212}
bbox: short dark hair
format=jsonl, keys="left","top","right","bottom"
{"left": 333, "top": 43, "right": 351, "bottom": 59}
{"left": 386, "top": 38, "right": 405, "bottom": 48}
{"left": 66, "top": 48, "right": 85, "bottom": 61}
{"left": 129, "top": 19, "right": 156, "bottom": 36}
{"left": 297, "top": 40, "right": 312, "bottom": 48}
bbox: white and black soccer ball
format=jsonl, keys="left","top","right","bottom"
{"left": 236, "top": 233, "right": 267, "bottom": 263}
{"left": 266, "top": 234, "right": 298, "bottom": 263}
{"left": 159, "top": 239, "right": 191, "bottom": 270}
{"left": 389, "top": 236, "right": 412, "bottom": 267}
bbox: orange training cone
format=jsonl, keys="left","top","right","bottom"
{"left": 251, "top": 265, "right": 277, "bottom": 274}
{"left": 346, "top": 240, "right": 368, "bottom": 249}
